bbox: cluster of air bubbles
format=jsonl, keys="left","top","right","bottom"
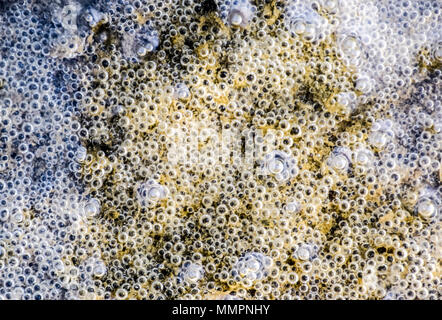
{"left": 173, "top": 83, "right": 190, "bottom": 101}
{"left": 121, "top": 22, "right": 160, "bottom": 61}
{"left": 178, "top": 262, "right": 205, "bottom": 284}
{"left": 338, "top": 33, "right": 362, "bottom": 63}
{"left": 260, "top": 151, "right": 298, "bottom": 182}
{"left": 51, "top": 2, "right": 107, "bottom": 58}
{"left": 285, "top": 0, "right": 328, "bottom": 42}
{"left": 369, "top": 120, "right": 395, "bottom": 149}
{"left": 327, "top": 147, "right": 352, "bottom": 174}
{"left": 0, "top": 0, "right": 440, "bottom": 301}
{"left": 284, "top": 200, "right": 302, "bottom": 214}
{"left": 415, "top": 188, "right": 440, "bottom": 222}
{"left": 83, "top": 198, "right": 101, "bottom": 218}
{"left": 233, "top": 252, "right": 273, "bottom": 283}
{"left": 91, "top": 258, "right": 107, "bottom": 278}
{"left": 135, "top": 24, "right": 160, "bottom": 57}
{"left": 218, "top": 0, "right": 256, "bottom": 28}
{"left": 355, "top": 74, "right": 373, "bottom": 95}
{"left": 137, "top": 180, "right": 169, "bottom": 207}
{"left": 336, "top": 91, "right": 358, "bottom": 114}
{"left": 353, "top": 148, "right": 374, "bottom": 167}
{"left": 80, "top": 6, "right": 107, "bottom": 29}
{"left": 293, "top": 243, "right": 319, "bottom": 261}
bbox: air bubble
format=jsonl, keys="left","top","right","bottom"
{"left": 226, "top": 0, "right": 255, "bottom": 28}
{"left": 261, "top": 150, "right": 298, "bottom": 182}
{"left": 137, "top": 180, "right": 169, "bottom": 206}
{"left": 83, "top": 198, "right": 100, "bottom": 218}
{"left": 234, "top": 252, "right": 272, "bottom": 282}
{"left": 179, "top": 262, "right": 204, "bottom": 283}
{"left": 327, "top": 147, "right": 352, "bottom": 173}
